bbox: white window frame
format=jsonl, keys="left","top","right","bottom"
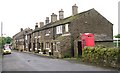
{"left": 34, "top": 36, "right": 37, "bottom": 38}
{"left": 25, "top": 35, "right": 27, "bottom": 40}
{"left": 56, "top": 25, "right": 62, "bottom": 34}
{"left": 46, "top": 42, "right": 50, "bottom": 50}
{"left": 38, "top": 36, "right": 41, "bottom": 38}
{"left": 55, "top": 42, "right": 60, "bottom": 52}
{"left": 45, "top": 33, "right": 50, "bottom": 36}
{"left": 45, "top": 30, "right": 50, "bottom": 36}
{"left": 65, "top": 24, "right": 69, "bottom": 32}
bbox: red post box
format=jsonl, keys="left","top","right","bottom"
{"left": 81, "top": 33, "right": 95, "bottom": 49}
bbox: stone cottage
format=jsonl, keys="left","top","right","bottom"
{"left": 30, "top": 4, "right": 113, "bottom": 58}
{"left": 13, "top": 28, "right": 33, "bottom": 51}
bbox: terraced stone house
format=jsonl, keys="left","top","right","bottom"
{"left": 13, "top": 28, "right": 33, "bottom": 51}
{"left": 13, "top": 4, "right": 113, "bottom": 58}
{"left": 29, "top": 4, "right": 113, "bottom": 58}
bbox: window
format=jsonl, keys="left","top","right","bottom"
{"left": 34, "top": 36, "right": 37, "bottom": 38}
{"left": 56, "top": 25, "right": 62, "bottom": 34}
{"left": 46, "top": 42, "right": 50, "bottom": 49}
{"left": 56, "top": 42, "right": 60, "bottom": 52}
{"left": 25, "top": 35, "right": 27, "bottom": 40}
{"left": 38, "top": 36, "right": 41, "bottom": 38}
{"left": 65, "top": 24, "right": 69, "bottom": 32}
{"left": 45, "top": 34, "right": 50, "bottom": 36}
{"left": 45, "top": 29, "right": 50, "bottom": 36}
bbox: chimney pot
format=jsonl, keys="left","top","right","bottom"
{"left": 59, "top": 9, "right": 64, "bottom": 20}
{"left": 72, "top": 4, "right": 78, "bottom": 15}
{"left": 45, "top": 17, "right": 49, "bottom": 24}
{"left": 39, "top": 22, "right": 44, "bottom": 27}
{"left": 35, "top": 23, "right": 38, "bottom": 29}
{"left": 51, "top": 13, "right": 57, "bottom": 22}
{"left": 21, "top": 28, "right": 23, "bottom": 32}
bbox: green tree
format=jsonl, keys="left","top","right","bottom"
{"left": 115, "top": 34, "right": 120, "bottom": 38}
{"left": 0, "top": 37, "right": 6, "bottom": 48}
{"left": 0, "top": 36, "right": 12, "bottom": 48}
{"left": 5, "top": 37, "right": 12, "bottom": 44}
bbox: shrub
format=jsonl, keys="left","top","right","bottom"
{"left": 82, "top": 46, "right": 120, "bottom": 68}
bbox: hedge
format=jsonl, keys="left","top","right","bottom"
{"left": 82, "top": 46, "right": 120, "bottom": 68}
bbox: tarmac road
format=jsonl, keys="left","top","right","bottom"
{"left": 2, "top": 51, "right": 117, "bottom": 71}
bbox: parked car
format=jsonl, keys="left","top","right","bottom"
{"left": 3, "top": 47, "right": 12, "bottom": 55}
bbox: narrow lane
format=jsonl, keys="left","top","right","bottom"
{"left": 3, "top": 51, "right": 114, "bottom": 71}
{"left": 3, "top": 51, "right": 37, "bottom": 71}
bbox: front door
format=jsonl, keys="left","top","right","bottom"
{"left": 41, "top": 43, "right": 44, "bottom": 52}
{"left": 78, "top": 41, "right": 82, "bottom": 57}
{"left": 51, "top": 43, "right": 53, "bottom": 55}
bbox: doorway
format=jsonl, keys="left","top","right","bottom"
{"left": 28, "top": 43, "right": 31, "bottom": 52}
{"left": 33, "top": 43, "right": 35, "bottom": 52}
{"left": 41, "top": 43, "right": 44, "bottom": 52}
{"left": 51, "top": 43, "right": 53, "bottom": 55}
{"left": 78, "top": 41, "right": 82, "bottom": 57}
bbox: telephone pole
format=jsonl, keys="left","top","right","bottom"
{"left": 1, "top": 22, "right": 3, "bottom": 50}
{"left": 1, "top": 22, "right": 3, "bottom": 37}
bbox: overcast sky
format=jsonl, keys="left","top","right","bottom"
{"left": 0, "top": 0, "right": 119, "bottom": 37}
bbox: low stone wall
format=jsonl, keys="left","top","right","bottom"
{"left": 95, "top": 41, "right": 114, "bottom": 47}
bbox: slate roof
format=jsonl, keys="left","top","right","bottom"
{"left": 13, "top": 28, "right": 32, "bottom": 39}
{"left": 33, "top": 8, "right": 113, "bottom": 34}
{"left": 33, "top": 8, "right": 94, "bottom": 33}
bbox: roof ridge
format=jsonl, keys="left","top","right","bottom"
{"left": 33, "top": 8, "right": 96, "bottom": 33}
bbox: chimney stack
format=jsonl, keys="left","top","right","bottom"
{"left": 39, "top": 22, "right": 44, "bottom": 28}
{"left": 35, "top": 23, "right": 38, "bottom": 29}
{"left": 45, "top": 17, "right": 49, "bottom": 24}
{"left": 72, "top": 4, "right": 78, "bottom": 15}
{"left": 20, "top": 28, "right": 23, "bottom": 32}
{"left": 51, "top": 13, "right": 57, "bottom": 22}
{"left": 59, "top": 9, "right": 64, "bottom": 20}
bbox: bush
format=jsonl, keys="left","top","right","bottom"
{"left": 82, "top": 46, "right": 120, "bottom": 68}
